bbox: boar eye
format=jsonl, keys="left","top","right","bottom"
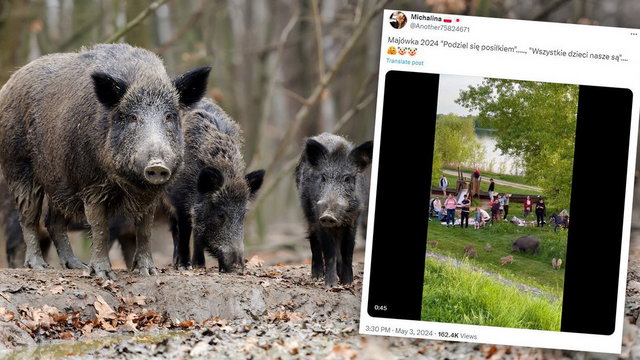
{"left": 217, "top": 212, "right": 226, "bottom": 224}
{"left": 320, "top": 174, "right": 327, "bottom": 183}
{"left": 165, "top": 112, "right": 177, "bottom": 122}
{"left": 129, "top": 113, "right": 138, "bottom": 122}
{"left": 343, "top": 175, "right": 354, "bottom": 184}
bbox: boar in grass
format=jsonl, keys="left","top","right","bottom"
{"left": 0, "top": 44, "right": 210, "bottom": 279}
{"left": 296, "top": 133, "right": 373, "bottom": 287}
{"left": 168, "top": 99, "right": 264, "bottom": 272}
{"left": 552, "top": 258, "right": 563, "bottom": 270}
{"left": 500, "top": 255, "right": 514, "bottom": 265}
{"left": 511, "top": 236, "right": 540, "bottom": 254}
{"left": 427, "top": 240, "right": 438, "bottom": 248}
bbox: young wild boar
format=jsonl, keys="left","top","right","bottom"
{"left": 296, "top": 133, "right": 373, "bottom": 287}
{"left": 500, "top": 255, "right": 514, "bottom": 265}
{"left": 552, "top": 258, "right": 563, "bottom": 270}
{"left": 0, "top": 44, "right": 210, "bottom": 279}
{"left": 168, "top": 99, "right": 264, "bottom": 272}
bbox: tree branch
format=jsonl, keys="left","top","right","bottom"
{"left": 155, "top": 1, "right": 208, "bottom": 54}
{"left": 104, "top": 0, "right": 172, "bottom": 43}
{"left": 262, "top": 0, "right": 391, "bottom": 179}
{"left": 311, "top": 0, "right": 325, "bottom": 82}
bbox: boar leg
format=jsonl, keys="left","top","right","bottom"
{"left": 192, "top": 236, "right": 206, "bottom": 269}
{"left": 319, "top": 230, "right": 338, "bottom": 287}
{"left": 170, "top": 209, "right": 193, "bottom": 270}
{"left": 339, "top": 228, "right": 356, "bottom": 285}
{"left": 309, "top": 229, "right": 324, "bottom": 279}
{"left": 15, "top": 184, "right": 49, "bottom": 269}
{"left": 84, "top": 202, "right": 116, "bottom": 280}
{"left": 133, "top": 207, "right": 158, "bottom": 276}
{"left": 46, "top": 207, "right": 87, "bottom": 269}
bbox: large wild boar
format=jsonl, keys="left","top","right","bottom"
{"left": 296, "top": 133, "right": 373, "bottom": 287}
{"left": 511, "top": 236, "right": 540, "bottom": 254}
{"left": 168, "top": 99, "right": 264, "bottom": 272}
{"left": 0, "top": 44, "right": 210, "bottom": 279}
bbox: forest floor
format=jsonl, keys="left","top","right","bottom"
{"left": 0, "top": 239, "right": 639, "bottom": 358}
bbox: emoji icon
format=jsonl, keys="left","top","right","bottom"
{"left": 408, "top": 48, "right": 417, "bottom": 56}
{"left": 387, "top": 46, "right": 397, "bottom": 55}
{"left": 397, "top": 47, "right": 407, "bottom": 55}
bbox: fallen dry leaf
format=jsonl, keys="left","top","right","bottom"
{"left": 246, "top": 255, "right": 264, "bottom": 268}
{"left": 179, "top": 320, "right": 195, "bottom": 329}
{"left": 190, "top": 341, "right": 209, "bottom": 356}
{"left": 59, "top": 331, "right": 74, "bottom": 340}
{"left": 123, "top": 313, "right": 138, "bottom": 333}
{"left": 328, "top": 344, "right": 357, "bottom": 359}
{"left": 0, "top": 307, "right": 14, "bottom": 322}
{"left": 93, "top": 295, "right": 116, "bottom": 320}
{"left": 123, "top": 295, "right": 146, "bottom": 306}
{"left": 49, "top": 285, "right": 64, "bottom": 295}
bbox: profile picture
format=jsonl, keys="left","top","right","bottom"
{"left": 390, "top": 11, "right": 407, "bottom": 29}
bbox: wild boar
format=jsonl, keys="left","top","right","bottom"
{"left": 511, "top": 236, "right": 540, "bottom": 254}
{"left": 296, "top": 133, "right": 373, "bottom": 287}
{"left": 168, "top": 99, "right": 264, "bottom": 272}
{"left": 0, "top": 44, "right": 210, "bottom": 279}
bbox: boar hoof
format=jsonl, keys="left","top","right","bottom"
{"left": 89, "top": 263, "right": 117, "bottom": 280}
{"left": 24, "top": 256, "right": 51, "bottom": 269}
{"left": 177, "top": 264, "right": 193, "bottom": 271}
{"left": 60, "top": 256, "right": 88, "bottom": 270}
{"left": 133, "top": 253, "right": 158, "bottom": 276}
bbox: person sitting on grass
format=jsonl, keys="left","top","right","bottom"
{"left": 432, "top": 197, "right": 442, "bottom": 218}
{"left": 438, "top": 206, "right": 448, "bottom": 222}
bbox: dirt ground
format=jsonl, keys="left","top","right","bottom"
{"left": 0, "top": 235, "right": 639, "bottom": 359}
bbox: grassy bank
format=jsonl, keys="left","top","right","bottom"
{"left": 426, "top": 221, "right": 566, "bottom": 297}
{"left": 421, "top": 258, "right": 562, "bottom": 331}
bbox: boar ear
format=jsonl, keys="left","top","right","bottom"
{"left": 304, "top": 139, "right": 328, "bottom": 167}
{"left": 197, "top": 166, "right": 224, "bottom": 194}
{"left": 173, "top": 66, "right": 211, "bottom": 107}
{"left": 91, "top": 72, "right": 127, "bottom": 108}
{"left": 349, "top": 140, "right": 373, "bottom": 170}
{"left": 245, "top": 170, "right": 265, "bottom": 198}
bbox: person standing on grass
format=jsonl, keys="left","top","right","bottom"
{"left": 444, "top": 193, "right": 457, "bottom": 227}
{"left": 491, "top": 198, "right": 501, "bottom": 223}
{"left": 488, "top": 178, "right": 495, "bottom": 201}
{"left": 523, "top": 195, "right": 532, "bottom": 218}
{"left": 535, "top": 197, "right": 546, "bottom": 227}
{"left": 497, "top": 194, "right": 505, "bottom": 218}
{"left": 503, "top": 194, "right": 511, "bottom": 220}
{"left": 474, "top": 207, "right": 484, "bottom": 229}
{"left": 440, "top": 175, "right": 448, "bottom": 196}
{"left": 460, "top": 194, "right": 471, "bottom": 228}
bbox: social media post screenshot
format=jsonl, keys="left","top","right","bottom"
{"left": 360, "top": 10, "right": 640, "bottom": 353}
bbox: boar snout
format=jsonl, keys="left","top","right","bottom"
{"left": 144, "top": 161, "right": 172, "bottom": 185}
{"left": 319, "top": 213, "right": 339, "bottom": 227}
{"left": 218, "top": 249, "right": 244, "bottom": 274}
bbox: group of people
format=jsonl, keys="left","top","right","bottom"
{"left": 430, "top": 193, "right": 552, "bottom": 229}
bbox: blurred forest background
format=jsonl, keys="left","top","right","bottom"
{"left": 0, "top": 0, "right": 638, "bottom": 267}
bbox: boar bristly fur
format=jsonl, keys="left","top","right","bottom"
{"left": 168, "top": 99, "right": 264, "bottom": 273}
{"left": 0, "top": 44, "right": 210, "bottom": 279}
{"left": 296, "top": 133, "right": 373, "bottom": 287}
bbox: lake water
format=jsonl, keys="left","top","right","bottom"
{"left": 475, "top": 131, "right": 525, "bottom": 175}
